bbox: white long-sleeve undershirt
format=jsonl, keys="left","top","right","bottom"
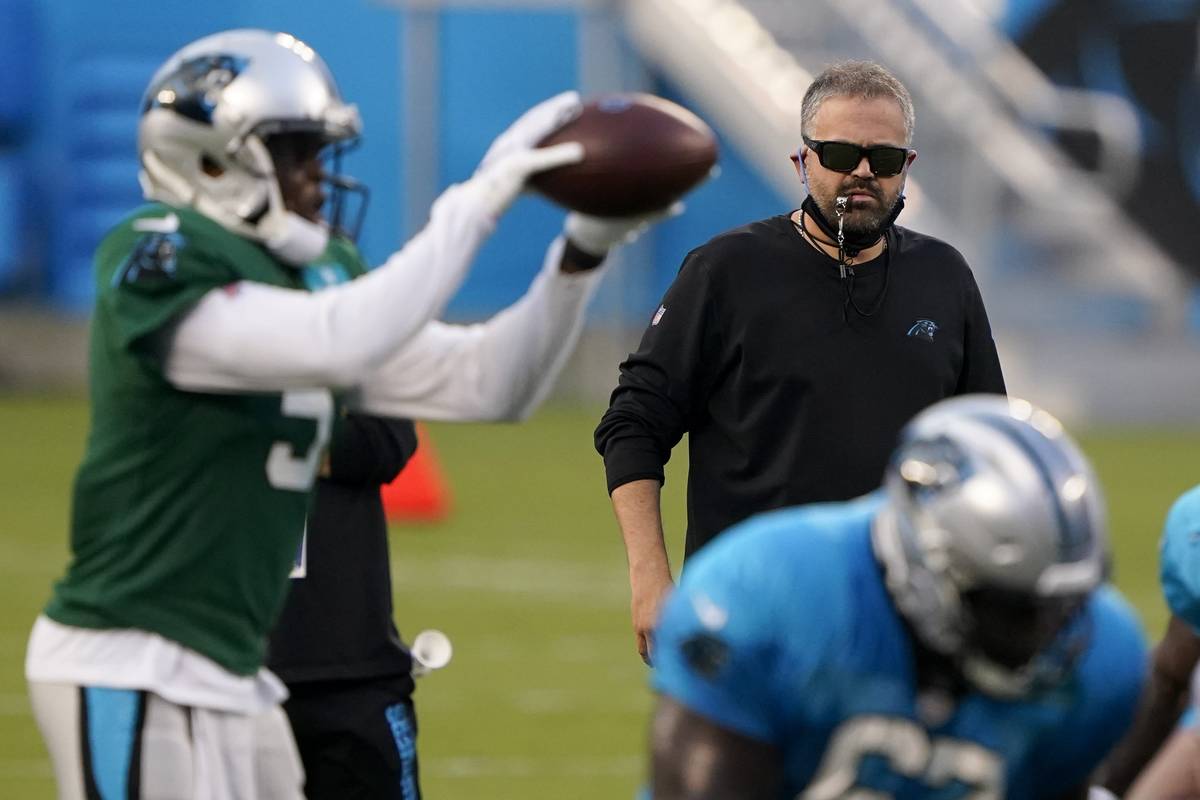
{"left": 164, "top": 224, "right": 605, "bottom": 421}
{"left": 351, "top": 235, "right": 601, "bottom": 422}
{"left": 164, "top": 179, "right": 496, "bottom": 392}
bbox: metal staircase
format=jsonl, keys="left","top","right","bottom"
{"left": 621, "top": 0, "right": 1191, "bottom": 334}
{"left": 620, "top": 0, "right": 1200, "bottom": 424}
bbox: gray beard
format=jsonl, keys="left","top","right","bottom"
{"left": 815, "top": 192, "right": 899, "bottom": 239}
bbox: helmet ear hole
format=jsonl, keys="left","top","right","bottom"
{"left": 200, "top": 155, "right": 224, "bottom": 178}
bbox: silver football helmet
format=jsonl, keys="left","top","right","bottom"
{"left": 872, "top": 395, "right": 1108, "bottom": 698}
{"left": 138, "top": 29, "right": 363, "bottom": 264}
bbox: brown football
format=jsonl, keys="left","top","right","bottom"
{"left": 530, "top": 93, "right": 718, "bottom": 217}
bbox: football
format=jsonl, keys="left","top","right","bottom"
{"left": 530, "top": 93, "right": 718, "bottom": 217}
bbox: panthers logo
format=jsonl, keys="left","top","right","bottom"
{"left": 907, "top": 318, "right": 939, "bottom": 342}
{"left": 896, "top": 434, "right": 975, "bottom": 501}
{"left": 143, "top": 54, "right": 248, "bottom": 125}
{"left": 113, "top": 232, "right": 186, "bottom": 287}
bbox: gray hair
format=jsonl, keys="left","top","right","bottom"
{"left": 801, "top": 61, "right": 915, "bottom": 145}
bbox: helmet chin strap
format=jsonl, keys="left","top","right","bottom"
{"left": 264, "top": 212, "right": 330, "bottom": 266}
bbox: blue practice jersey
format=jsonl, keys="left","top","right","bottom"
{"left": 653, "top": 493, "right": 1147, "bottom": 799}
{"left": 1159, "top": 484, "right": 1200, "bottom": 633}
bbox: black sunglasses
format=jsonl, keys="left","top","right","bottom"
{"left": 802, "top": 137, "right": 910, "bottom": 177}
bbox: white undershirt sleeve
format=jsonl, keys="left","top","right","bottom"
{"left": 350, "top": 235, "right": 605, "bottom": 422}
{"left": 164, "top": 180, "right": 496, "bottom": 392}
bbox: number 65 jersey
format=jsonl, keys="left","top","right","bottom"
{"left": 652, "top": 494, "right": 1147, "bottom": 800}
{"left": 43, "top": 204, "right": 363, "bottom": 678}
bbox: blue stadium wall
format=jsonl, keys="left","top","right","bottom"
{"left": 1, "top": 0, "right": 788, "bottom": 320}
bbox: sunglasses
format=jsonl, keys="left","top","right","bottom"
{"left": 802, "top": 137, "right": 910, "bottom": 177}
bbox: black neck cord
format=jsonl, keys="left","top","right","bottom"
{"left": 841, "top": 233, "right": 890, "bottom": 320}
{"left": 797, "top": 209, "right": 891, "bottom": 321}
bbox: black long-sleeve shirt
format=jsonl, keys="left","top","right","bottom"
{"left": 267, "top": 413, "right": 419, "bottom": 684}
{"left": 595, "top": 214, "right": 1006, "bottom": 558}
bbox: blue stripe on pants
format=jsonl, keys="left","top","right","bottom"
{"left": 384, "top": 702, "right": 419, "bottom": 800}
{"left": 84, "top": 687, "right": 141, "bottom": 799}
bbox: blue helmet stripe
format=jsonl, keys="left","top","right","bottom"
{"left": 976, "top": 414, "right": 1094, "bottom": 563}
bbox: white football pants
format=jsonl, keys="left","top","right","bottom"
{"left": 28, "top": 680, "right": 304, "bottom": 799}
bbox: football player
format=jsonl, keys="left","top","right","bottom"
{"left": 24, "top": 28, "right": 662, "bottom": 799}
{"left": 649, "top": 395, "right": 1146, "bottom": 800}
{"left": 1099, "top": 484, "right": 1200, "bottom": 798}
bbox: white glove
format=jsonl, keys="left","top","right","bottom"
{"left": 564, "top": 202, "right": 685, "bottom": 257}
{"left": 472, "top": 91, "right": 585, "bottom": 219}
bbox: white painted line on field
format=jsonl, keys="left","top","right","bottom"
{"left": 426, "top": 754, "right": 643, "bottom": 779}
{"left": 0, "top": 536, "right": 67, "bottom": 573}
{"left": 448, "top": 633, "right": 635, "bottom": 667}
{"left": 417, "top": 686, "right": 649, "bottom": 716}
{"left": 511, "top": 688, "right": 576, "bottom": 713}
{"left": 461, "top": 635, "right": 524, "bottom": 661}
{"left": 548, "top": 634, "right": 618, "bottom": 662}
{"left": 0, "top": 758, "right": 53, "bottom": 779}
{"left": 0, "top": 692, "right": 32, "bottom": 717}
{"left": 0, "top": 632, "right": 34, "bottom": 659}
{"left": 509, "top": 688, "right": 649, "bottom": 715}
{"left": 390, "top": 555, "right": 628, "bottom": 606}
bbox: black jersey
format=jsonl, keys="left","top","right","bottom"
{"left": 595, "top": 214, "right": 1006, "bottom": 557}
{"left": 265, "top": 251, "right": 421, "bottom": 686}
{"left": 266, "top": 414, "right": 419, "bottom": 684}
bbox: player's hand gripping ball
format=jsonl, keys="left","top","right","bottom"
{"left": 530, "top": 93, "right": 718, "bottom": 217}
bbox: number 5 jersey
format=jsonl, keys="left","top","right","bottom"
{"left": 41, "top": 204, "right": 358, "bottom": 680}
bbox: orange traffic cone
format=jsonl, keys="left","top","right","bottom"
{"left": 381, "top": 424, "right": 452, "bottom": 522}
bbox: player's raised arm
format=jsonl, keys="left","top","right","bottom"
{"left": 348, "top": 207, "right": 675, "bottom": 422}
{"left": 1104, "top": 484, "right": 1200, "bottom": 798}
{"left": 161, "top": 92, "right": 584, "bottom": 394}
{"left": 346, "top": 94, "right": 712, "bottom": 421}
{"left": 1097, "top": 614, "right": 1198, "bottom": 795}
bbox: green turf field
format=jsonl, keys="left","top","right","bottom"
{"left": 1, "top": 395, "right": 1196, "bottom": 797}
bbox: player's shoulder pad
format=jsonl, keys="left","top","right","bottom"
{"left": 1077, "top": 585, "right": 1148, "bottom": 704}
{"left": 309, "top": 234, "right": 370, "bottom": 284}
{"left": 98, "top": 203, "right": 235, "bottom": 291}
{"left": 112, "top": 203, "right": 229, "bottom": 244}
{"left": 1023, "top": 586, "right": 1145, "bottom": 795}
{"left": 652, "top": 495, "right": 881, "bottom": 740}
{"left": 669, "top": 494, "right": 881, "bottom": 648}
{"left": 1160, "top": 484, "right": 1200, "bottom": 633}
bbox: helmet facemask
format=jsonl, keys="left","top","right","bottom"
{"left": 259, "top": 129, "right": 369, "bottom": 257}
{"left": 137, "top": 30, "right": 364, "bottom": 265}
{"left": 957, "top": 585, "right": 1092, "bottom": 698}
{"left": 321, "top": 138, "right": 369, "bottom": 243}
{"left": 872, "top": 396, "right": 1108, "bottom": 700}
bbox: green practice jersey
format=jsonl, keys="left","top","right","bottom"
{"left": 45, "top": 203, "right": 368, "bottom": 676}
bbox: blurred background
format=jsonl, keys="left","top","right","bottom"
{"left": 2, "top": 0, "right": 1199, "bottom": 796}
